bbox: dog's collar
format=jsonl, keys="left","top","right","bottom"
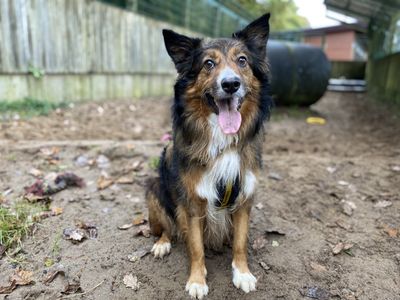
{"left": 216, "top": 177, "right": 240, "bottom": 209}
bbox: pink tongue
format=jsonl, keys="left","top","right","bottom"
{"left": 217, "top": 99, "right": 242, "bottom": 134}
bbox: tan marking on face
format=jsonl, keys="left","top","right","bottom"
{"left": 181, "top": 39, "right": 265, "bottom": 159}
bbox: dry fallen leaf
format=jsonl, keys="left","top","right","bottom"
{"left": 300, "top": 286, "right": 330, "bottom": 300}
{"left": 133, "top": 224, "right": 151, "bottom": 238}
{"left": 29, "top": 168, "right": 43, "bottom": 177}
{"left": 310, "top": 262, "right": 327, "bottom": 272}
{"left": 374, "top": 200, "right": 392, "bottom": 208}
{"left": 42, "top": 269, "right": 65, "bottom": 285}
{"left": 123, "top": 274, "right": 140, "bottom": 291}
{"left": 132, "top": 213, "right": 147, "bottom": 226}
{"left": 63, "top": 228, "right": 86, "bottom": 243}
{"left": 12, "top": 269, "right": 34, "bottom": 286}
{"left": 40, "top": 147, "right": 60, "bottom": 157}
{"left": 335, "top": 219, "right": 352, "bottom": 231}
{"left": 116, "top": 175, "right": 135, "bottom": 184}
{"left": 332, "top": 242, "right": 344, "bottom": 254}
{"left": 24, "top": 193, "right": 51, "bottom": 203}
{"left": 252, "top": 236, "right": 267, "bottom": 251}
{"left": 268, "top": 172, "right": 283, "bottom": 181}
{"left": 342, "top": 200, "right": 356, "bottom": 216}
{"left": 0, "top": 269, "right": 34, "bottom": 294}
{"left": 271, "top": 240, "right": 280, "bottom": 247}
{"left": 0, "top": 280, "right": 17, "bottom": 294}
{"left": 383, "top": 224, "right": 398, "bottom": 238}
{"left": 51, "top": 207, "right": 63, "bottom": 216}
{"left": 118, "top": 223, "right": 133, "bottom": 230}
{"left": 332, "top": 242, "right": 353, "bottom": 255}
{"left": 128, "top": 248, "right": 150, "bottom": 262}
{"left": 62, "top": 279, "right": 82, "bottom": 294}
{"left": 259, "top": 261, "right": 271, "bottom": 272}
{"left": 132, "top": 160, "right": 143, "bottom": 171}
{"left": 97, "top": 175, "right": 114, "bottom": 190}
{"left": 76, "top": 221, "right": 98, "bottom": 239}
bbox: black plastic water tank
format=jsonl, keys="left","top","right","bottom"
{"left": 267, "top": 40, "right": 331, "bottom": 106}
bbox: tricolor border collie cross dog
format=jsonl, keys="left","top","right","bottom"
{"left": 146, "top": 13, "right": 272, "bottom": 299}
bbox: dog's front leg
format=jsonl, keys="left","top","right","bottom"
{"left": 232, "top": 202, "right": 257, "bottom": 293}
{"left": 185, "top": 202, "right": 208, "bottom": 299}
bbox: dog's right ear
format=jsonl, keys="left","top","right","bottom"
{"left": 162, "top": 29, "right": 201, "bottom": 74}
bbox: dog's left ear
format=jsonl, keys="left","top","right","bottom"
{"left": 232, "top": 13, "right": 270, "bottom": 56}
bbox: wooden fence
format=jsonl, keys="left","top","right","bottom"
{"left": 0, "top": 0, "right": 193, "bottom": 102}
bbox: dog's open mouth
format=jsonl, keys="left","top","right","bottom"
{"left": 206, "top": 93, "right": 242, "bottom": 135}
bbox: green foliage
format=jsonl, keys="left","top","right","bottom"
{"left": 0, "top": 201, "right": 48, "bottom": 254}
{"left": 148, "top": 156, "right": 160, "bottom": 170}
{"left": 0, "top": 97, "right": 69, "bottom": 117}
{"left": 28, "top": 65, "right": 45, "bottom": 79}
{"left": 237, "top": 0, "right": 309, "bottom": 31}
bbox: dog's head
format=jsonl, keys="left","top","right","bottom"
{"left": 163, "top": 14, "right": 270, "bottom": 135}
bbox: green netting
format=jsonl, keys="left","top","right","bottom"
{"left": 98, "top": 0, "right": 252, "bottom": 37}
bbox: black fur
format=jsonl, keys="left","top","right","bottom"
{"left": 155, "top": 15, "right": 273, "bottom": 217}
{"left": 216, "top": 176, "right": 241, "bottom": 208}
{"left": 157, "top": 148, "right": 177, "bottom": 218}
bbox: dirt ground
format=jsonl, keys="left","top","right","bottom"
{"left": 0, "top": 92, "right": 399, "bottom": 300}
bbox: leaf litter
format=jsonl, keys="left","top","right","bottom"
{"left": 24, "top": 172, "right": 85, "bottom": 197}
{"left": 63, "top": 228, "right": 86, "bottom": 243}
{"left": 331, "top": 242, "right": 354, "bottom": 255}
{"left": 123, "top": 274, "right": 140, "bottom": 291}
{"left": 128, "top": 248, "right": 151, "bottom": 262}
{"left": 0, "top": 269, "right": 34, "bottom": 294}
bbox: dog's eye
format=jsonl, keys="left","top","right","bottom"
{"left": 204, "top": 59, "right": 215, "bottom": 70}
{"left": 238, "top": 56, "right": 247, "bottom": 67}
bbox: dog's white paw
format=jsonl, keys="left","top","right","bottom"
{"left": 185, "top": 282, "right": 209, "bottom": 299}
{"left": 232, "top": 263, "right": 257, "bottom": 293}
{"left": 151, "top": 241, "right": 171, "bottom": 258}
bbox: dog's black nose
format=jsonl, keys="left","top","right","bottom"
{"left": 221, "top": 78, "right": 241, "bottom": 94}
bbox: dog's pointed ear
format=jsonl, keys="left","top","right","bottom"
{"left": 162, "top": 29, "right": 201, "bottom": 74}
{"left": 232, "top": 13, "right": 270, "bottom": 56}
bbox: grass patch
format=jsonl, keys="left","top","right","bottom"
{"left": 148, "top": 156, "right": 160, "bottom": 171}
{"left": 0, "top": 201, "right": 48, "bottom": 255}
{"left": 0, "top": 97, "right": 69, "bottom": 118}
{"left": 51, "top": 233, "right": 62, "bottom": 257}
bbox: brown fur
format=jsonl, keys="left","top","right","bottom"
{"left": 145, "top": 13, "right": 272, "bottom": 298}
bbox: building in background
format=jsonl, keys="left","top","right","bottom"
{"left": 324, "top": 0, "right": 400, "bottom": 104}
{"left": 271, "top": 24, "right": 367, "bottom": 62}
{"left": 302, "top": 24, "right": 367, "bottom": 61}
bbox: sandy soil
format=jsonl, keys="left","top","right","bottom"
{"left": 0, "top": 92, "right": 399, "bottom": 300}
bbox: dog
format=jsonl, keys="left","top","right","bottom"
{"left": 146, "top": 13, "right": 272, "bottom": 299}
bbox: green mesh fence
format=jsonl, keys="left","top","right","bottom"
{"left": 98, "top": 0, "right": 253, "bottom": 37}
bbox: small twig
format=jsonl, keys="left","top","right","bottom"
{"left": 59, "top": 280, "right": 105, "bottom": 299}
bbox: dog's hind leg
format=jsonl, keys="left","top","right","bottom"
{"left": 146, "top": 178, "right": 173, "bottom": 259}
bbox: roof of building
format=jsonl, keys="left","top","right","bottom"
{"left": 301, "top": 23, "right": 367, "bottom": 36}
{"left": 324, "top": 0, "right": 400, "bottom": 22}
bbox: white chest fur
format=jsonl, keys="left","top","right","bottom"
{"left": 196, "top": 150, "right": 241, "bottom": 204}
{"left": 195, "top": 150, "right": 257, "bottom": 248}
